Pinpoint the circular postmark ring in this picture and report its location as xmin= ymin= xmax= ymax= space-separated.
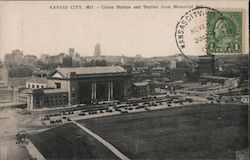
xmin=175 ymin=6 xmax=241 ymax=64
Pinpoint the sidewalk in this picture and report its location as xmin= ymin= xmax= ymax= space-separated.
xmin=74 ymin=121 xmax=129 ymax=160
xmin=31 ymin=104 xmax=81 ymax=112
xmin=26 ymin=140 xmax=46 ymax=160
xmin=0 ymin=102 xmax=26 ymax=109
xmin=0 ymin=142 xmax=7 ymax=160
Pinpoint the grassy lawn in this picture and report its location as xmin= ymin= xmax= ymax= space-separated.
xmin=79 ymin=104 xmax=248 ymax=159
xmin=29 ymin=123 xmax=118 ymax=160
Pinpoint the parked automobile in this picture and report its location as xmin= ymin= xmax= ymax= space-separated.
xmin=135 ymin=106 xmax=144 ymax=109
xmin=50 ymin=120 xmax=55 ymax=124
xmin=120 ymin=110 xmax=128 ymax=114
xmin=55 ymin=119 xmax=62 ymax=123
xmin=185 ymin=98 xmax=193 ymax=103
xmin=106 ymin=108 xmax=113 ymax=112
xmin=115 ymin=108 xmax=121 ymax=112
xmin=41 ymin=116 xmax=50 ymax=121
xmin=79 ymin=111 xmax=86 ymax=116
xmin=89 ymin=111 xmax=97 ymax=114
xmin=207 ymin=97 xmax=213 ymax=100
xmin=152 ymin=103 xmax=157 ymax=106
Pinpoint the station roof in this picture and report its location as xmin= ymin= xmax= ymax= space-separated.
xmin=26 ymin=77 xmax=48 ymax=84
xmin=49 ymin=66 xmax=127 ymax=79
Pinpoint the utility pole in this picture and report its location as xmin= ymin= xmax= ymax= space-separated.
xmin=21 ymin=23 xmax=24 ymax=53
xmin=217 ymin=94 xmax=222 ymax=120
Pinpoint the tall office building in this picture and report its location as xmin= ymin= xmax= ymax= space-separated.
xmin=69 ymin=48 xmax=75 ymax=57
xmin=198 ymin=55 xmax=215 ymax=76
xmin=94 ymin=43 xmax=101 ymax=57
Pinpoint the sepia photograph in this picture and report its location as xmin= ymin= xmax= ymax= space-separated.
xmin=0 ymin=0 xmax=249 ymax=159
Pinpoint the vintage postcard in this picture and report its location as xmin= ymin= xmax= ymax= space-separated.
xmin=0 ymin=0 xmax=249 ymax=159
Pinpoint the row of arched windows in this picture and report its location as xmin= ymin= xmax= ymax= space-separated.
xmin=27 ymin=83 xmax=46 ymax=89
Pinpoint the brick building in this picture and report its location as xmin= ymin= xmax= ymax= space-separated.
xmin=14 ymin=87 xmax=68 ymax=109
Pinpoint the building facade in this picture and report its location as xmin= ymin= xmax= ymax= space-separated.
xmin=23 ymin=55 xmax=38 ymax=67
xmin=132 ymin=81 xmax=150 ymax=98
xmin=168 ymin=68 xmax=187 ymax=81
xmin=94 ymin=43 xmax=101 ymax=57
xmin=14 ymin=87 xmax=68 ymax=109
xmin=47 ymin=66 xmax=131 ymax=105
xmin=198 ymin=55 xmax=215 ymax=76
xmin=26 ymin=77 xmax=48 ymax=89
xmin=4 ymin=49 xmax=24 ymax=67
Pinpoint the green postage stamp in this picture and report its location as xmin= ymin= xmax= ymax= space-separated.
xmin=207 ymin=11 xmax=243 ymax=54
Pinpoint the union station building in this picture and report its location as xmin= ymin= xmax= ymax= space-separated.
xmin=14 ymin=66 xmax=132 ymax=109
xmin=48 ymin=66 xmax=132 ymax=105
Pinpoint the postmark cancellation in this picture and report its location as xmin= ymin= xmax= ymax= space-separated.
xmin=175 ymin=7 xmax=246 ymax=58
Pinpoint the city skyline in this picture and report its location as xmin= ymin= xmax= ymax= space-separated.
xmin=1 ymin=47 xmax=181 ymax=59
xmin=0 ymin=1 xmax=201 ymax=59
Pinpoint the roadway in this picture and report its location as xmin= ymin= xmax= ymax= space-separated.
xmin=0 ymin=108 xmax=31 ymax=160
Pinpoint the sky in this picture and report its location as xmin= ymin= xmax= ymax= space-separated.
xmin=0 ymin=1 xmax=248 ymax=59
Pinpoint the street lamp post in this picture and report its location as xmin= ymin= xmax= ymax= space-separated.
xmin=217 ymin=95 xmax=222 ymax=120
xmin=216 ymin=66 xmax=223 ymax=120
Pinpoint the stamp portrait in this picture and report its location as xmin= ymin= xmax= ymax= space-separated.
xmin=207 ymin=11 xmax=243 ymax=54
